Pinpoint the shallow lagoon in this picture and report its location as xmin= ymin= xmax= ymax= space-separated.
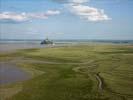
xmin=0 ymin=62 xmax=31 ymax=85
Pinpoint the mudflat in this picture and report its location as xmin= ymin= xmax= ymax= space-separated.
xmin=0 ymin=43 xmax=43 ymax=53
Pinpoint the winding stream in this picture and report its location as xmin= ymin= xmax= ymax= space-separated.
xmin=95 ymin=73 xmax=103 ymax=91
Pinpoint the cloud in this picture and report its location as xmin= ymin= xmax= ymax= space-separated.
xmin=71 ymin=0 xmax=89 ymax=4
xmin=0 ymin=12 xmax=28 ymax=23
xmin=52 ymin=0 xmax=111 ymax=22
xmin=51 ymin=0 xmax=89 ymax=4
xmin=69 ymin=4 xmax=111 ymax=22
xmin=0 ymin=10 xmax=61 ymax=23
xmin=46 ymin=10 xmax=60 ymax=16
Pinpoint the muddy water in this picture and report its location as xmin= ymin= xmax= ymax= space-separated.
xmin=0 ymin=62 xmax=31 ymax=85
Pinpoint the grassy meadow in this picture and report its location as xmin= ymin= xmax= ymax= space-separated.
xmin=0 ymin=44 xmax=133 ymax=100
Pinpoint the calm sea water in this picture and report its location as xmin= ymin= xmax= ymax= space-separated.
xmin=0 ymin=39 xmax=133 ymax=44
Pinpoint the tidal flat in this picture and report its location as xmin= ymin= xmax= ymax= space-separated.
xmin=0 ymin=44 xmax=133 ymax=100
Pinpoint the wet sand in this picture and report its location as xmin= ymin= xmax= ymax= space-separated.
xmin=0 ymin=43 xmax=70 ymax=53
xmin=0 ymin=43 xmax=44 ymax=53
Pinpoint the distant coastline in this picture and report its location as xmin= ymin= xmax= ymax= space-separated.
xmin=0 ymin=39 xmax=133 ymax=44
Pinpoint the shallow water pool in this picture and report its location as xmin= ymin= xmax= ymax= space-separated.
xmin=0 ymin=62 xmax=31 ymax=85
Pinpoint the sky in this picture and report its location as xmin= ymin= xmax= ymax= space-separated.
xmin=0 ymin=0 xmax=133 ymax=40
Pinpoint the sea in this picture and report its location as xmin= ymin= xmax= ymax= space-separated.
xmin=0 ymin=39 xmax=133 ymax=44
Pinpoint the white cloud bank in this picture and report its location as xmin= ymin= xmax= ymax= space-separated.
xmin=65 ymin=0 xmax=111 ymax=22
xmin=0 ymin=12 xmax=28 ymax=22
xmin=69 ymin=4 xmax=111 ymax=22
xmin=0 ymin=0 xmax=111 ymax=23
xmin=0 ymin=10 xmax=60 ymax=23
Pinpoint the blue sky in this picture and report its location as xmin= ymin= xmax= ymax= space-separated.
xmin=0 ymin=0 xmax=133 ymax=40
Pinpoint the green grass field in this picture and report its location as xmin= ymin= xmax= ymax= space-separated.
xmin=0 ymin=44 xmax=133 ymax=100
